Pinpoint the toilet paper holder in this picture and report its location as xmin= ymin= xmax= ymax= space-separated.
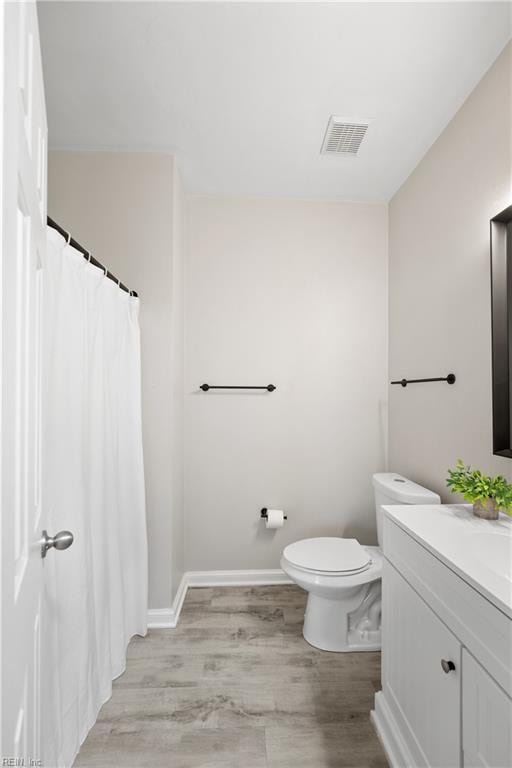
xmin=261 ymin=508 xmax=287 ymax=521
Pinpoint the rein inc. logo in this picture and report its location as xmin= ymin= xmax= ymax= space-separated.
xmin=2 ymin=760 xmax=42 ymax=767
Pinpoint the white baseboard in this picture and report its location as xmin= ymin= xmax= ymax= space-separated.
xmin=147 ymin=572 xmax=188 ymax=628
xmin=371 ymin=691 xmax=414 ymax=768
xmin=147 ymin=569 xmax=291 ymax=628
xmin=186 ymin=568 xmax=292 ymax=588
xmin=147 ymin=608 xmax=176 ymax=629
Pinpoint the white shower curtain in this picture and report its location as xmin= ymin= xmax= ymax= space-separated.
xmin=42 ymin=226 xmax=148 ymax=767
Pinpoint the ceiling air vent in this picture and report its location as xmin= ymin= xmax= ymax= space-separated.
xmin=321 ymin=117 xmax=370 ymax=156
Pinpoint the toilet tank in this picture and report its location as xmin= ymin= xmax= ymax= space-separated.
xmin=372 ymin=473 xmax=441 ymax=547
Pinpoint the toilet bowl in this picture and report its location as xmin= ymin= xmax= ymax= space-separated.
xmin=281 ymin=538 xmax=382 ymax=652
xmin=281 ymin=473 xmax=440 ymax=652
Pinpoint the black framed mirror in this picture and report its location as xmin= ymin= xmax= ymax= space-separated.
xmin=490 ymin=204 xmax=512 ymax=457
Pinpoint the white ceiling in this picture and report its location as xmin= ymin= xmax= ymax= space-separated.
xmin=38 ymin=2 xmax=511 ymax=202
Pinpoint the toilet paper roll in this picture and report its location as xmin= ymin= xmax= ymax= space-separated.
xmin=265 ymin=509 xmax=285 ymax=529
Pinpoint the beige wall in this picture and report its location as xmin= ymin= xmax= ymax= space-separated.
xmin=48 ymin=151 xmax=184 ymax=609
xmin=47 ymin=42 xmax=511 ymax=595
xmin=170 ymin=165 xmax=185 ymax=594
xmin=388 ymin=44 xmax=512 ymax=497
xmin=184 ymin=196 xmax=388 ymax=570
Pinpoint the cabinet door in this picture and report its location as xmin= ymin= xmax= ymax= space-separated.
xmin=463 ymin=650 xmax=512 ymax=768
xmin=382 ymin=560 xmax=461 ymax=767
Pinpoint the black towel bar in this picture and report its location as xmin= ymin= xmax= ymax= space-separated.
xmin=200 ymin=384 xmax=276 ymax=392
xmin=391 ymin=373 xmax=456 ymax=388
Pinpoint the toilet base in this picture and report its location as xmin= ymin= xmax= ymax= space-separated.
xmin=303 ymin=629 xmax=381 ymax=653
xmin=302 ymin=586 xmax=381 ymax=653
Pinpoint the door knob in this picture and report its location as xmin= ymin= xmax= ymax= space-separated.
xmin=41 ymin=530 xmax=74 ymax=559
xmin=441 ymin=659 xmax=456 ymax=674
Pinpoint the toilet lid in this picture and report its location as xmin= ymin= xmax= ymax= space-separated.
xmin=283 ymin=537 xmax=371 ymax=574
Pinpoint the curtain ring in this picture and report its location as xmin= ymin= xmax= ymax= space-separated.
xmin=103 ymin=265 xmax=107 ymax=277
xmin=66 ymin=231 xmax=71 ymax=245
xmin=117 ymin=277 xmax=121 ymax=288
xmin=87 ymin=251 xmax=92 ymax=263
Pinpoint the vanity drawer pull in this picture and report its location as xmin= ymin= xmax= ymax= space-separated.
xmin=441 ymin=659 xmax=456 ymax=674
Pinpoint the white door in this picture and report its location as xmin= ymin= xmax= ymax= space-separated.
xmin=1 ymin=1 xmax=48 ymax=763
xmin=462 ymin=650 xmax=512 ymax=768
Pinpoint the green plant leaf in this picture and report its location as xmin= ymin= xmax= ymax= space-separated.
xmin=446 ymin=461 xmax=512 ymax=514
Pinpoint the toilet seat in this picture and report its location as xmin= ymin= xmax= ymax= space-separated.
xmin=282 ymin=537 xmax=372 ymax=577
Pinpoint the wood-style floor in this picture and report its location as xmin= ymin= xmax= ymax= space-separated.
xmin=74 ymin=585 xmax=388 ymax=768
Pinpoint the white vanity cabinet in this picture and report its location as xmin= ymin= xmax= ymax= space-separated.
xmin=372 ymin=505 xmax=512 ymax=768
xmin=463 ymin=651 xmax=512 ymax=768
xmin=381 ymin=561 xmax=461 ymax=767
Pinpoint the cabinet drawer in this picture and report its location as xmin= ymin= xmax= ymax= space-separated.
xmin=383 ymin=516 xmax=512 ymax=698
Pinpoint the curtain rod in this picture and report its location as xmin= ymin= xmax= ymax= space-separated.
xmin=46 ymin=216 xmax=137 ymax=297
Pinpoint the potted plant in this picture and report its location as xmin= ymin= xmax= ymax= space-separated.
xmin=446 ymin=460 xmax=512 ymax=519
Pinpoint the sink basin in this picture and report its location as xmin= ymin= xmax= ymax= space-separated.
xmin=464 ymin=532 xmax=512 ymax=581
xmin=382 ymin=504 xmax=512 ymax=616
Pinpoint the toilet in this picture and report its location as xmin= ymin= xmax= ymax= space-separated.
xmin=280 ymin=473 xmax=440 ymax=652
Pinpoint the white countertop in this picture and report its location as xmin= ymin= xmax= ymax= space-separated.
xmin=383 ymin=503 xmax=512 ymax=618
